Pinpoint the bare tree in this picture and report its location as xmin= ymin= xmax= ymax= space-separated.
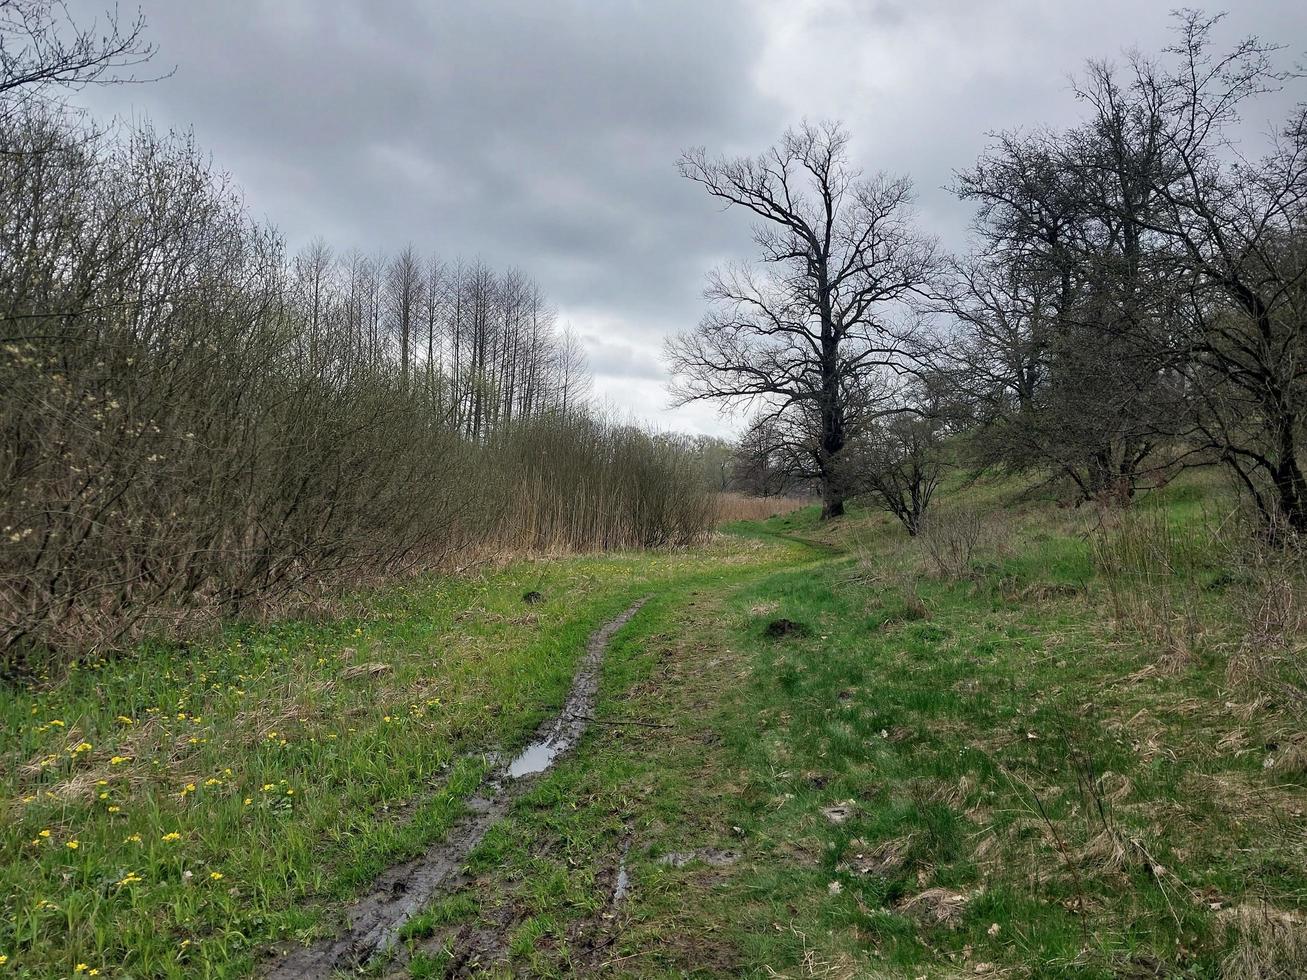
xmin=947 ymin=112 xmax=1188 ymax=504
xmin=1 ymin=1 xmax=160 ymax=107
xmin=846 ymin=381 xmax=947 ymax=535
xmin=668 ymin=121 xmax=938 ymax=518
xmin=1083 ymin=12 xmax=1307 ymax=531
xmin=385 ymin=245 xmax=424 ymax=387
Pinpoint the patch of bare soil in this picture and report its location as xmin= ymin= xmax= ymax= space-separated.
xmin=765 ymin=618 xmax=811 ymax=639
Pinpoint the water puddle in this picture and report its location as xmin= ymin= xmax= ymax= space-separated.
xmin=611 ymin=840 xmax=632 ymax=908
xmin=506 ymin=738 xmax=559 ymax=778
xmin=265 ymin=598 xmax=648 ymax=978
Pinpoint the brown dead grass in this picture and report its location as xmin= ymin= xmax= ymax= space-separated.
xmin=715 ymin=493 xmax=810 ymax=524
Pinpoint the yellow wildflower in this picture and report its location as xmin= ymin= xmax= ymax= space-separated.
xmin=124 ymin=833 xmax=142 ymax=843
xmin=38 ymin=829 xmax=50 ymax=838
xmin=73 ymin=742 xmax=92 ymax=753
xmin=161 ymin=832 xmax=181 ymax=842
xmin=65 ymin=840 xmax=79 ymax=849
xmin=209 ymin=871 xmax=224 ymax=880
xmin=107 ymin=805 xmax=120 ymax=813
xmin=75 ymin=964 xmax=88 ymax=973
xmin=110 ymin=756 xmax=128 ymax=765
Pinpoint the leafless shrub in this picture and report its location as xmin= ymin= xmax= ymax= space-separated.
xmin=0 ymin=109 xmax=714 ymax=668
xmin=919 ymin=508 xmax=984 ymax=579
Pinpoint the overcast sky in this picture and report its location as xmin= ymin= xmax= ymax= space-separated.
xmin=71 ymin=1 xmax=1307 ymax=437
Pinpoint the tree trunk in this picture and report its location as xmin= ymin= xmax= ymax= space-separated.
xmin=821 ymin=484 xmax=845 ymax=519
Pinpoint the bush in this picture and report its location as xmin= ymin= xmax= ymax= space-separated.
xmin=0 ymin=112 xmax=713 ymax=667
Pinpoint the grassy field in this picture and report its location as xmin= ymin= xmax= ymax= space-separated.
xmin=0 ymin=535 xmax=803 ymax=978
xmin=5 ymin=474 xmax=1307 ymax=977
xmin=388 ymin=477 xmax=1307 ymax=978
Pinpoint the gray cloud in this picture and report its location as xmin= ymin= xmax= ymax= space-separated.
xmin=71 ymin=0 xmax=1307 ymax=434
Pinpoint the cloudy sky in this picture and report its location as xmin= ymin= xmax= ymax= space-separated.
xmin=71 ymin=0 xmax=1306 ymax=437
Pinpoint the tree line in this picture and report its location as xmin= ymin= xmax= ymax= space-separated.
xmin=0 ymin=2 xmax=713 ymax=664
xmin=671 ymin=10 xmax=1307 ymax=536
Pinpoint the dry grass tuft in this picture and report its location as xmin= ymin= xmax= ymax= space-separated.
xmin=897 ymin=886 xmax=974 ymax=926
xmin=1219 ymin=904 xmax=1307 ymax=979
xmin=341 ymin=661 xmax=392 ymax=680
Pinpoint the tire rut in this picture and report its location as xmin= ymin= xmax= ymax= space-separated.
xmin=264 ymin=598 xmax=649 ymax=978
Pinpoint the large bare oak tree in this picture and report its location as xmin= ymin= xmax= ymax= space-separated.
xmin=667 ymin=122 xmax=937 ymax=518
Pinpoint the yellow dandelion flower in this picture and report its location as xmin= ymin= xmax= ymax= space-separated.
xmin=209 ymin=871 xmax=224 ymax=880
xmin=243 ymin=798 xmax=252 ymax=805
xmin=73 ymin=742 xmax=92 ymax=753
xmin=0 ymin=954 xmax=7 ymax=965
xmin=38 ymin=829 xmax=50 ymax=838
xmin=49 ymin=719 xmax=65 ymax=727
xmin=110 ymin=756 xmax=128 ymax=765
xmin=107 ymin=805 xmax=120 ymax=813
xmin=261 ymin=783 xmax=275 ymax=791
xmin=124 ymin=833 xmax=142 ymax=843
xmin=65 ymin=840 xmax=79 ymax=849
xmin=116 ymin=715 xmax=133 ymax=724
xmin=204 ymin=778 xmax=221 ymax=786
xmin=75 ymin=964 xmax=88 ymax=973
xmin=161 ymin=831 xmax=181 ymax=842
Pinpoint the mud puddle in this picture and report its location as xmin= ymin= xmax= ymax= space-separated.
xmin=265 ymin=598 xmax=648 ymax=978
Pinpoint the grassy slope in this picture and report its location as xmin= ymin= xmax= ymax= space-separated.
xmin=0 ymin=534 xmax=803 ymax=978
xmin=394 ymin=477 xmax=1307 ymax=978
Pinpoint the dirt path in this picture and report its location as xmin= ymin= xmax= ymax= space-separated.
xmin=264 ymin=598 xmax=649 ymax=978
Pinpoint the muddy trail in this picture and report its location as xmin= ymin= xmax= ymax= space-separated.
xmin=265 ymin=598 xmax=649 ymax=978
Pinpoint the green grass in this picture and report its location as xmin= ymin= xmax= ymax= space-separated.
xmin=8 ymin=471 xmax=1307 ymax=978
xmin=391 ymin=476 xmax=1307 ymax=977
xmin=0 ymin=534 xmax=802 ymax=978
